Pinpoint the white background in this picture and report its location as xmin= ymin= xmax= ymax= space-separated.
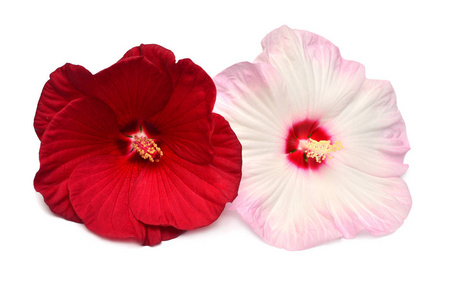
xmin=1 ymin=0 xmax=448 ymax=299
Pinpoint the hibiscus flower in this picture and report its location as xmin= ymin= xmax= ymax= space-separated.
xmin=214 ymin=26 xmax=411 ymax=250
xmin=34 ymin=44 xmax=242 ymax=246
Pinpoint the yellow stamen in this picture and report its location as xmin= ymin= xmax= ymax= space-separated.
xmin=300 ymin=139 xmax=342 ymax=163
xmin=131 ymin=135 xmax=163 ymax=162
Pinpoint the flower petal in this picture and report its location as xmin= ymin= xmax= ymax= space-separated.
xmin=34 ymin=63 xmax=93 ymax=139
xmin=214 ymin=61 xmax=292 ymax=143
xmin=121 ymin=44 xmax=176 ymax=73
xmin=121 ymin=50 xmax=216 ymax=163
xmin=255 ymin=25 xmax=366 ymax=121
xmin=234 ymin=160 xmax=342 ymax=250
xmin=129 ymin=114 xmax=242 ymax=230
xmin=34 ymin=97 xmax=128 ymax=222
xmin=151 ymin=59 xmax=216 ymax=164
xmin=142 ymin=225 xmax=184 ymax=246
xmin=214 ymin=61 xmax=294 ymax=189
xmin=234 ymin=161 xmax=411 ymax=250
xmin=324 ymin=163 xmax=412 ymax=239
xmin=68 ymin=155 xmax=183 ymax=245
xmin=89 ymin=57 xmax=173 ymax=131
xmin=326 ymin=79 xmax=410 ymax=177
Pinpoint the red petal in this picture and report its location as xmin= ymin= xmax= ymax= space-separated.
xmin=34 ymin=64 xmax=93 ymax=139
xmin=151 ymin=59 xmax=216 ymax=164
xmin=121 ymin=44 xmax=176 ymax=73
xmin=89 ymin=57 xmax=173 ymax=131
xmin=68 ymin=155 xmax=183 ymax=245
xmin=129 ymin=114 xmax=242 ymax=230
xmin=34 ymin=97 xmax=127 ymax=222
xmin=142 ymin=225 xmax=184 ymax=246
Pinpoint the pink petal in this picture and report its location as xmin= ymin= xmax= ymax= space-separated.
xmin=214 ymin=62 xmax=291 ymax=177
xmin=255 ymin=25 xmax=366 ymax=120
xmin=234 ymin=161 xmax=411 ymax=250
xmin=214 ymin=61 xmax=292 ymax=131
xmin=324 ymin=163 xmax=412 ymax=239
xmin=234 ymin=161 xmax=342 ymax=250
xmin=326 ymin=79 xmax=410 ymax=177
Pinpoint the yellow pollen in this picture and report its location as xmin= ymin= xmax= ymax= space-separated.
xmin=131 ymin=135 xmax=163 ymax=162
xmin=300 ymin=138 xmax=342 ymax=163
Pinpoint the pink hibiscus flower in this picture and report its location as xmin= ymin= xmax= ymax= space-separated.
xmin=214 ymin=26 xmax=411 ymax=250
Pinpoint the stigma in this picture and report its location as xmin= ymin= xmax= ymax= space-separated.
xmin=299 ymin=138 xmax=342 ymax=163
xmin=131 ymin=135 xmax=163 ymax=162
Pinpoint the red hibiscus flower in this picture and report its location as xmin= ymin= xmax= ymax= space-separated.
xmin=34 ymin=44 xmax=242 ymax=246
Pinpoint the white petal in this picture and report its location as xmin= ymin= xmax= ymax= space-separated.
xmin=234 ymin=161 xmax=411 ymax=250
xmin=234 ymin=161 xmax=342 ymax=250
xmin=255 ymin=25 xmax=366 ymax=121
xmin=214 ymin=61 xmax=292 ymax=164
xmin=324 ymin=162 xmax=412 ymax=238
xmin=326 ymin=79 xmax=410 ymax=177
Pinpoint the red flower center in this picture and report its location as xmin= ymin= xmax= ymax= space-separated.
xmin=285 ymin=119 xmax=341 ymax=170
xmin=131 ymin=134 xmax=163 ymax=162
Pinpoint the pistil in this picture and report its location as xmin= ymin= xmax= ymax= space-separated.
xmin=299 ymin=139 xmax=342 ymax=163
xmin=131 ymin=135 xmax=163 ymax=162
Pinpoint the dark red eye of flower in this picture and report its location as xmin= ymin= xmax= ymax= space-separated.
xmin=33 ymin=44 xmax=242 ymax=246
xmin=285 ymin=119 xmax=341 ymax=170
